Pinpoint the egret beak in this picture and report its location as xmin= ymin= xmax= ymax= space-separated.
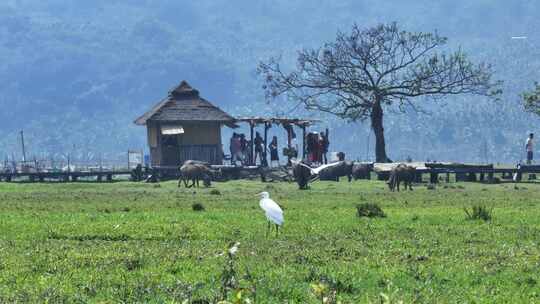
xmin=256 ymin=192 xmax=262 ymax=197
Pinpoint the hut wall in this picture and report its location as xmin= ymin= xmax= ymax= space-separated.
xmin=178 ymin=122 xmax=223 ymax=164
xmin=147 ymin=122 xmax=162 ymax=166
xmin=179 ymin=122 xmax=221 ymax=145
xmin=148 ymin=121 xmax=223 ymax=166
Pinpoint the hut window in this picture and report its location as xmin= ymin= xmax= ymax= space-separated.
xmin=161 ymin=125 xmax=185 ymax=135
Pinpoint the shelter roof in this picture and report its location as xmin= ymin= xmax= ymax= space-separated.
xmin=134 ymin=81 xmax=236 ymax=126
xmin=234 ymin=116 xmax=319 ymax=127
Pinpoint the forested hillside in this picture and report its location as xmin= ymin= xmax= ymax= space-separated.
xmin=1 ymin=0 xmax=539 ymax=163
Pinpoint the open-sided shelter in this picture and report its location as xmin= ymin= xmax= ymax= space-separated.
xmin=235 ymin=117 xmax=320 ymax=165
xmin=135 ymin=81 xmax=236 ymax=166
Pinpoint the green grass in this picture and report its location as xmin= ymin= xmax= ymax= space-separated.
xmin=1 ymin=180 xmax=540 ymax=303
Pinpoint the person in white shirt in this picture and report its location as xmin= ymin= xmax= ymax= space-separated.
xmin=526 ymin=133 xmax=534 ymax=164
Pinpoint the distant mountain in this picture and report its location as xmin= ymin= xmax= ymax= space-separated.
xmin=1 ymin=0 xmax=539 ymax=163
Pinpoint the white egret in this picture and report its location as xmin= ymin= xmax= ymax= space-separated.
xmin=258 ymin=192 xmax=284 ymax=237
xmin=290 ymin=159 xmax=343 ymax=182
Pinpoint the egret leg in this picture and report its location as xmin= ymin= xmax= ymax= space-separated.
xmin=266 ymin=221 xmax=271 ymax=238
xmin=275 ymin=224 xmax=279 ymax=237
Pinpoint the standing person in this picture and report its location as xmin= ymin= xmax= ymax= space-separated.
xmin=240 ymin=134 xmax=248 ymax=164
xmin=229 ymin=133 xmax=236 ymax=164
xmin=237 ymin=134 xmax=244 ymax=165
xmin=269 ymin=136 xmax=279 ymax=167
xmin=231 ymin=133 xmax=243 ymax=165
xmin=321 ymin=132 xmax=330 ymax=164
xmin=526 ymin=133 xmax=534 ymax=164
xmin=254 ymin=132 xmax=264 ymax=165
xmin=305 ymin=133 xmax=312 ymax=163
xmin=316 ymin=133 xmax=323 ymax=164
xmin=307 ymin=132 xmax=318 ymax=164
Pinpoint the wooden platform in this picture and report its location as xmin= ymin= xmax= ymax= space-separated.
xmin=0 ymin=170 xmax=133 ymax=182
xmin=373 ymin=162 xmax=540 ymax=183
xmin=1 ymin=163 xmax=539 ymax=183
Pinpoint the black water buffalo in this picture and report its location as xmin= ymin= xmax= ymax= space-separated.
xmin=292 ymin=160 xmax=312 ymax=190
xmin=387 ymin=164 xmax=416 ymax=192
xmin=319 ymin=161 xmax=354 ymax=182
xmin=352 ymin=163 xmax=372 ymax=180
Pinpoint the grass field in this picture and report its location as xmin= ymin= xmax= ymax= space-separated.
xmin=1 ymin=179 xmax=540 ymax=303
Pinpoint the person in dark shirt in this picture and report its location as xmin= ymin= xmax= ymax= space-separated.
xmin=321 ymin=132 xmax=330 ymax=164
xmin=240 ymin=134 xmax=247 ymax=164
xmin=269 ymin=136 xmax=279 ymax=167
xmin=254 ymin=132 xmax=264 ymax=165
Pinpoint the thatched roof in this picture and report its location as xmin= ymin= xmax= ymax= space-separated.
xmin=134 ymin=81 xmax=236 ymax=126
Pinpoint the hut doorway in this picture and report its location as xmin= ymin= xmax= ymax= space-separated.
xmin=161 ymin=134 xmax=181 ymax=166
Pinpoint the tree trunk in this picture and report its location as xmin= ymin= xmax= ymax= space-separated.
xmin=371 ymin=99 xmax=391 ymax=163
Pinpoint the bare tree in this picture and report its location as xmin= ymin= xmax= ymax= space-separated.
xmin=258 ymin=23 xmax=501 ymax=162
xmin=523 ymin=82 xmax=540 ymax=116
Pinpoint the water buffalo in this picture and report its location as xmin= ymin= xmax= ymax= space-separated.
xmin=387 ymin=164 xmax=416 ymax=192
xmin=292 ymin=160 xmax=312 ymax=190
xmin=319 ymin=161 xmax=354 ymax=182
xmin=178 ymin=161 xmax=214 ymax=188
xmin=352 ymin=163 xmax=372 ymax=180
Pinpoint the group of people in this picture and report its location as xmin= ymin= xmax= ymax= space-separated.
xmin=229 ymin=129 xmax=330 ymax=167
xmin=306 ymin=131 xmax=329 ymax=165
xmin=254 ymin=132 xmax=280 ymax=167
xmin=229 ymin=133 xmax=249 ymax=165
xmin=230 ymin=132 xmax=280 ymax=167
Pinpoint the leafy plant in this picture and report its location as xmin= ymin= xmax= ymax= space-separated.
xmin=464 ymin=205 xmax=493 ymax=221
xmin=192 ymin=203 xmax=205 ymax=212
xmin=356 ymin=203 xmax=386 ymax=218
xmin=219 ymin=243 xmax=239 ymax=301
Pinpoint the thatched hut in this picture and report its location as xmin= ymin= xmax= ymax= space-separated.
xmin=135 ymin=81 xmax=236 ymax=166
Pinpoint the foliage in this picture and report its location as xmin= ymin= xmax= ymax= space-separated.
xmin=259 ymin=23 xmax=500 ymax=162
xmin=356 ymin=202 xmax=386 ymax=218
xmin=192 ymin=202 xmax=206 ymax=211
xmin=523 ymin=82 xmax=540 ymax=116
xmin=260 ymin=23 xmax=499 ymax=120
xmin=464 ymin=204 xmax=493 ymax=221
